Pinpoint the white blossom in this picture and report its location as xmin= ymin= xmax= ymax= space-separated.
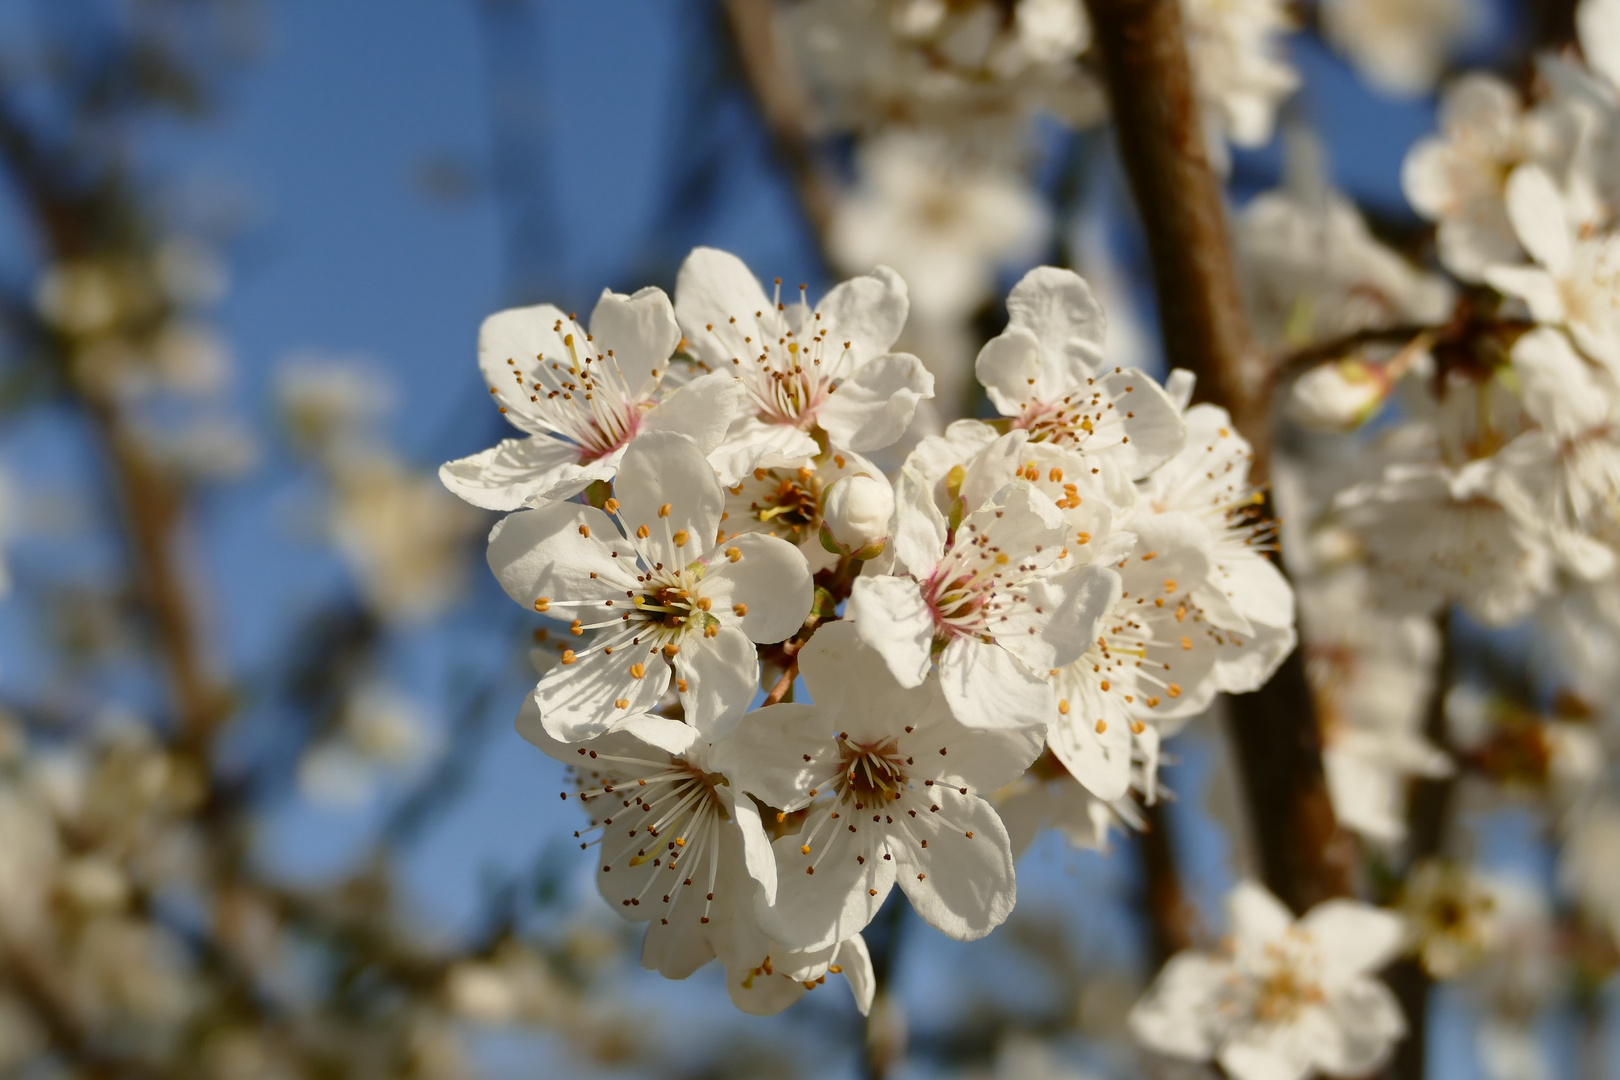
xmin=441 ymin=288 xmax=743 ymax=510
xmin=675 ymin=247 xmax=934 ymax=479
xmin=975 ymin=267 xmax=1187 ymax=479
xmin=489 ymin=431 xmax=813 ymax=742
xmin=1129 ymin=882 xmax=1407 ymax=1080
xmin=829 ymin=132 xmax=1051 ymax=322
xmin=1321 ymin=0 xmax=1475 ymax=97
xmin=716 ymin=621 xmax=1041 ymax=948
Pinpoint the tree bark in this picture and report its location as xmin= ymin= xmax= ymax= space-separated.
xmin=1083 ymin=0 xmax=1352 ymax=911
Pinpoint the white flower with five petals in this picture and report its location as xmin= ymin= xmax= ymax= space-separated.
xmin=716 ymin=621 xmax=1042 ymax=950
xmin=975 ymin=267 xmax=1186 ymax=480
xmin=489 ymin=431 xmax=813 ymax=742
xmin=848 ymin=472 xmax=1118 ymax=731
xmin=518 ymin=699 xmax=874 ymax=1017
xmin=674 ymin=247 xmax=934 ymax=481
xmin=440 ymin=288 xmax=743 ymax=510
xmin=1129 ymin=882 xmax=1408 ymax=1080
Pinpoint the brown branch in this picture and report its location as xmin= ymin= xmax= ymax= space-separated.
xmin=1386 ymin=611 xmax=1456 ymax=1080
xmin=1140 ymin=801 xmax=1193 ymax=963
xmin=1083 ymin=0 xmax=1351 ymax=911
xmin=721 ymin=0 xmax=839 ymax=269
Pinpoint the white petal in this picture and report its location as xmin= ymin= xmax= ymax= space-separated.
xmin=895 ymin=788 xmax=1017 ymax=941
xmin=614 ymin=431 xmax=725 ymax=563
xmin=588 ymin=286 xmax=680 ymax=392
xmin=1228 ymin=880 xmax=1295 ymax=954
xmin=712 ymin=703 xmax=833 ymax=810
xmin=900 ymin=681 xmax=1044 ymax=793
xmin=478 ymin=303 xmax=569 ymax=411
xmin=817 ymin=351 xmax=934 ymax=452
xmin=1004 ymin=266 xmax=1107 ymax=376
xmin=1099 ymin=368 xmax=1188 ymax=478
xmin=833 ymin=935 xmax=876 ymax=1016
xmin=1580 ymin=0 xmax=1620 ymax=88
xmin=723 ymin=786 xmax=779 ymax=905
xmin=1218 ymin=1027 xmax=1315 ymax=1080
xmin=644 ymin=371 xmax=745 ymax=454
xmin=537 ymin=647 xmax=672 ymax=742
xmin=938 ymin=636 xmax=1052 ymax=730
xmin=892 ymin=469 xmax=947 ymax=576
xmin=703 ymin=532 xmax=813 ymax=643
xmin=976 ymin=326 xmax=1061 ymax=416
xmin=675 ymin=624 xmax=760 ymax=741
xmin=438 ymin=436 xmax=585 ymax=511
xmin=794 ymin=620 xmax=931 ymax=732
xmin=1504 ymin=165 xmax=1572 ymax=272
xmin=1300 ymin=900 xmax=1409 ymax=981
xmin=1484 ymin=264 xmax=1566 ymax=324
xmin=763 ymin=828 xmax=895 ymax=951
xmin=1127 ymin=952 xmax=1232 ymax=1060
xmin=1015 ymin=563 xmax=1122 ymax=671
xmin=1046 ymin=681 xmax=1133 ymax=802
xmin=486 ymin=503 xmax=619 ymax=608
xmin=814 ymin=265 xmax=909 ymax=363
xmin=1316 ymin=980 xmax=1407 ymax=1075
xmin=674 ymin=247 xmax=771 ymax=368
xmin=848 ymin=575 xmax=937 ymax=688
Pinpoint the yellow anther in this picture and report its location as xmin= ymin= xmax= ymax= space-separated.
xmin=534 ymin=597 xmax=550 ymax=612
xmin=1181 ymin=636 xmax=1193 ymax=650
xmin=570 ymin=620 xmax=583 ymax=636
xmin=995 ymin=552 xmax=1009 ymax=565
xmin=726 ymin=547 xmax=742 ymax=562
xmin=637 ymin=524 xmax=651 ymax=539
xmin=578 ymin=524 xmax=591 ymax=538
xmin=615 ymin=698 xmax=629 ymax=709
xmin=672 ymin=529 xmax=690 ymax=548
xmin=1167 ymin=683 xmax=1183 ymax=698
xmin=663 ymin=643 xmax=680 ymax=657
xmin=733 ymin=603 xmax=749 ymax=617
xmin=1100 ymin=680 xmax=1111 ymax=691
xmin=1163 ymin=578 xmax=1177 ymax=592
xmin=658 ymin=502 xmax=672 ymax=518
xmin=1057 ymin=699 xmax=1070 ymax=715
xmin=704 ymin=624 xmax=718 ymax=638
xmin=560 ymin=650 xmax=577 ymax=665
xmin=1095 ymin=720 xmax=1107 ymax=734
xmin=697 ymin=597 xmax=712 ymax=611
xmin=604 ymin=497 xmax=619 ymax=513
xmin=800 ymin=844 xmax=812 ymax=855
xmin=630 ymin=662 xmax=646 ymax=679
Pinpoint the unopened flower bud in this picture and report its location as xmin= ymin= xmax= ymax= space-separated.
xmin=820 ymin=474 xmax=893 ymax=559
xmin=1287 ymin=360 xmax=1387 ymax=431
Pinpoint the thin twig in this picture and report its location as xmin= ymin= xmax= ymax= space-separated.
xmin=721 ymin=0 xmax=840 ymax=271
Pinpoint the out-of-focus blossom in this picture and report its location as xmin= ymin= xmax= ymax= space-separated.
xmin=1321 ymin=0 xmax=1475 ymax=97
xmin=786 ymin=0 xmax=1102 ymax=148
xmin=1400 ymin=860 xmax=1506 ymax=980
xmin=1236 ymin=168 xmax=1453 ymax=352
xmin=330 ymin=450 xmax=482 ymax=624
xmin=1403 ymin=75 xmax=1577 ymax=281
xmin=830 ymin=132 xmax=1051 ymax=322
xmin=1129 ymin=881 xmax=1407 ymax=1080
xmin=1333 ymin=460 xmax=1554 ymax=626
xmin=1302 ymin=569 xmax=1451 ymax=843
xmin=1182 ymin=0 xmax=1298 ymax=162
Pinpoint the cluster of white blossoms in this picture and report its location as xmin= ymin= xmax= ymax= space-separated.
xmin=1242 ymin=0 xmax=1620 ymax=853
xmin=444 ymin=251 xmax=1297 ymax=1014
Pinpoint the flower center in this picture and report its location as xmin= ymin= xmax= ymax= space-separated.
xmin=490 ymin=316 xmax=650 ymax=460
xmin=693 ymin=280 xmax=855 ymax=431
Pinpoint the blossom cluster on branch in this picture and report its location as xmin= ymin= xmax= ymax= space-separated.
xmin=444 ymin=248 xmax=1303 ymax=1019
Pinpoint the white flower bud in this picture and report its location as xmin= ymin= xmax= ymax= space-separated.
xmin=820 ymin=474 xmax=893 ymax=558
xmin=1287 ymin=360 xmax=1387 ymax=431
